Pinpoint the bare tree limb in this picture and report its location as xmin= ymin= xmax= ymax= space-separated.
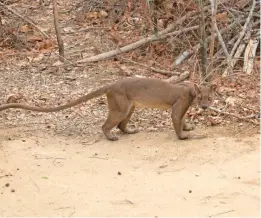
xmin=229 ymin=21 xmax=253 ymax=70
xmin=171 ymin=18 xmax=247 ymax=70
xmin=76 ymin=2 xmax=230 ymax=64
xmin=214 ymin=34 xmax=238 ymax=58
xmin=165 ymin=26 xmax=199 ymax=37
xmin=213 ymin=13 xmax=229 ymax=58
xmin=230 ymin=0 xmax=256 ymax=58
xmin=214 ymin=19 xmax=259 ymax=59
xmin=0 ymin=2 xmax=50 ymax=38
xmin=52 ymin=0 xmax=64 ymax=61
xmin=158 ymin=6 xmax=208 ymax=36
xmin=223 ymin=0 xmax=256 ymax=76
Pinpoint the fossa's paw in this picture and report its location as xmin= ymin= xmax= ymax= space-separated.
xmin=106 ymin=134 xmax=119 ymax=141
xmin=178 ymin=132 xmax=190 ymax=140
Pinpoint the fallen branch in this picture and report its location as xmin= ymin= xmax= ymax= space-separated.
xmin=209 ymin=106 xmax=259 ymax=125
xmin=0 ymin=2 xmax=50 ymax=38
xmin=122 ymin=58 xmax=180 ymax=76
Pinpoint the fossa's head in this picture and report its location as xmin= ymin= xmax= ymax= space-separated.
xmin=194 ymin=83 xmax=217 ymax=110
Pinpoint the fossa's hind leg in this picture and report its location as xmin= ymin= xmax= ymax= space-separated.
xmin=102 ymin=93 xmax=132 ymax=141
xmin=117 ymin=105 xmax=138 ymax=134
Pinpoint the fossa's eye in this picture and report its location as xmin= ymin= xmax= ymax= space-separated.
xmin=208 ymin=97 xmax=212 ymax=101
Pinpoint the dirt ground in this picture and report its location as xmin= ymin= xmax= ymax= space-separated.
xmin=0 ymin=0 xmax=260 ymax=216
xmin=0 ymin=124 xmax=259 ymax=216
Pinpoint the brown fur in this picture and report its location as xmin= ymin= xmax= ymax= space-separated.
xmin=0 ymin=78 xmax=216 ymax=141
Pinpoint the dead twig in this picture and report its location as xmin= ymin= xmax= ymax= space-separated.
xmin=209 ymin=106 xmax=259 ymax=125
xmin=0 ymin=2 xmax=50 ymax=38
xmin=213 ymin=10 xmax=229 ymax=59
xmin=30 ymin=178 xmax=40 ymax=192
xmin=157 ymin=167 xmax=186 ymax=174
xmin=125 ymin=199 xmax=134 ymax=204
xmin=33 ymin=155 xmax=66 ymax=160
xmin=88 ymin=156 xmax=108 ymax=160
xmin=68 ymin=207 xmax=75 ymax=217
xmin=165 ymin=25 xmax=199 ymax=37
xmin=209 ymin=209 xmax=235 ymax=217
xmin=213 ymin=33 xmax=238 ymax=58
xmin=54 ymin=207 xmax=72 ymax=210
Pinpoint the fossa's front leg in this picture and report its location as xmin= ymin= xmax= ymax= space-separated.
xmin=171 ymin=101 xmax=190 ymax=140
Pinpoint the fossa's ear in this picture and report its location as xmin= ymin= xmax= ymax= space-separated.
xmin=194 ymin=83 xmax=201 ymax=94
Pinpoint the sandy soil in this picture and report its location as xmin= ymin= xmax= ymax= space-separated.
xmin=0 ymin=126 xmax=259 ymax=216
xmin=0 ymin=1 xmax=259 ymax=216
